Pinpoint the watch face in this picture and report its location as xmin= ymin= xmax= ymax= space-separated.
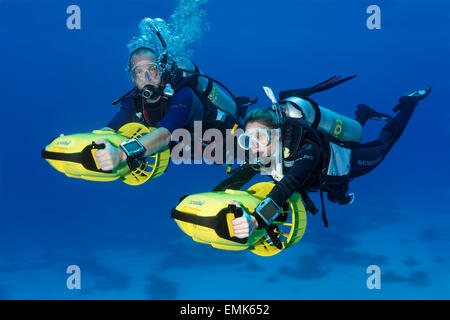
xmin=123 ymin=140 xmax=143 ymax=155
xmin=259 ymin=200 xmax=280 ymax=221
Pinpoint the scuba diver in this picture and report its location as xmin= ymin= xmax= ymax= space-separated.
xmin=213 ymin=79 xmax=431 ymax=241
xmin=94 ymin=18 xmax=256 ymax=172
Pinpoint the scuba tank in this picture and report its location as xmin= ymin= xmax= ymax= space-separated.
xmin=266 ymin=75 xmax=364 ymax=144
xmin=178 ymin=60 xmax=237 ymax=116
xmin=280 ymin=96 xmax=363 ymax=143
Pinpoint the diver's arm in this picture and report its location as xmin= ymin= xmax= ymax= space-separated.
xmin=212 ymin=165 xmax=258 ymax=191
xmin=124 ymin=87 xmax=194 ymax=159
xmin=136 ymin=127 xmax=171 ymax=157
xmin=231 ymin=143 xmax=320 ymax=239
xmin=105 ymin=98 xmax=136 ymax=131
xmin=96 ymin=88 xmax=193 ymax=170
xmin=96 ymin=127 xmax=171 ymax=170
xmin=116 ymin=87 xmax=195 ymax=162
xmin=118 ymin=86 xmax=194 ymax=160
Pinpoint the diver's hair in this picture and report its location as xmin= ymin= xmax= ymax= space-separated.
xmin=244 ymin=108 xmax=283 ymax=129
xmin=128 ymin=47 xmax=158 ymax=70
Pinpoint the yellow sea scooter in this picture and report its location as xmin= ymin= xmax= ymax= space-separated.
xmin=41 ymin=123 xmax=170 ymax=185
xmin=171 ymin=182 xmax=307 ymax=256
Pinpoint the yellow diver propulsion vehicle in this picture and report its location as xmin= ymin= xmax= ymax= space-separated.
xmin=171 ymin=182 xmax=307 ymax=256
xmin=41 ymin=123 xmax=170 ymax=185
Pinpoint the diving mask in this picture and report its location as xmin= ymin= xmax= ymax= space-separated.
xmin=238 ymin=128 xmax=272 ymax=150
xmin=130 ymin=62 xmax=162 ymax=82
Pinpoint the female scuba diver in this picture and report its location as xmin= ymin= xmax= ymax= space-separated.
xmin=215 ymin=86 xmax=431 ymax=239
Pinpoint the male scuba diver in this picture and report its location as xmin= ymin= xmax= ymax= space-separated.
xmin=94 ymin=21 xmax=256 ymax=172
xmin=213 ymin=80 xmax=431 ymax=240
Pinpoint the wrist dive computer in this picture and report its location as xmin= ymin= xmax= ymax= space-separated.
xmin=120 ymin=139 xmax=146 ymax=171
xmin=254 ymin=197 xmax=281 ymax=227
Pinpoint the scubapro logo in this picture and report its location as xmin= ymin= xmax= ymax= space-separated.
xmin=357 ymin=157 xmax=382 ymax=167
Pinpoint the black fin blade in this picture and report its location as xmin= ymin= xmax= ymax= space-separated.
xmin=278 ymin=75 xmax=357 ymax=100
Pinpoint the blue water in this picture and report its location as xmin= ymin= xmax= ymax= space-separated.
xmin=0 ymin=0 xmax=449 ymax=299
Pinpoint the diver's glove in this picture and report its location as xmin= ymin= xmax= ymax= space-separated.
xmin=230 ymin=201 xmax=258 ymax=239
xmin=94 ymin=139 xmax=126 ymax=171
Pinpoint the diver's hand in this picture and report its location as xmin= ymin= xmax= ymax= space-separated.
xmin=230 ymin=201 xmax=258 ymax=239
xmin=94 ymin=139 xmax=126 ymax=171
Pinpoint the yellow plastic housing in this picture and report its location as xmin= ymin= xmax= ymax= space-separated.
xmin=173 ymin=182 xmax=307 ymax=256
xmin=43 ymin=123 xmax=170 ymax=185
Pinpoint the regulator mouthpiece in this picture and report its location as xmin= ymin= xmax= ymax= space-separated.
xmin=141 ymin=85 xmax=160 ymax=100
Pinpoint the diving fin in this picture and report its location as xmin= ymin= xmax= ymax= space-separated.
xmin=234 ymin=96 xmax=258 ymax=120
xmin=234 ymin=96 xmax=258 ymax=108
xmin=393 ymin=86 xmax=432 ymax=112
xmin=355 ymin=104 xmax=393 ymax=126
xmin=279 ymin=74 xmax=357 ymax=100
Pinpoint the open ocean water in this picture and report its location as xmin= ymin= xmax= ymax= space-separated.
xmin=0 ymin=0 xmax=449 ymax=299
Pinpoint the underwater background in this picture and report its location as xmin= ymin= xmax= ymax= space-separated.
xmin=0 ymin=0 xmax=449 ymax=299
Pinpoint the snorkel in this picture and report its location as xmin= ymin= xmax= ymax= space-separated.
xmin=139 ymin=18 xmax=236 ymax=101
xmin=123 ymin=18 xmax=176 ymax=101
xmin=260 ymin=86 xmax=284 ymax=181
xmin=140 ymin=19 xmax=175 ymax=100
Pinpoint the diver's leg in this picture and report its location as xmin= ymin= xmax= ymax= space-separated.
xmin=350 ymin=141 xmax=388 ymax=178
xmin=351 ymin=101 xmax=417 ymax=178
xmin=378 ymin=86 xmax=431 ymax=151
xmin=350 ymin=87 xmax=431 ymax=178
xmin=351 ymin=104 xmax=417 ymax=178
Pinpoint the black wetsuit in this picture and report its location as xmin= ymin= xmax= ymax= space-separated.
xmin=350 ymin=98 xmax=417 ymax=178
xmin=214 ymin=97 xmax=419 ymax=210
xmin=107 ymin=86 xmax=210 ymax=133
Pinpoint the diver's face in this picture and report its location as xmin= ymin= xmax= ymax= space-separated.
xmin=244 ymin=121 xmax=274 ymax=155
xmin=130 ymin=54 xmax=162 ymax=90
